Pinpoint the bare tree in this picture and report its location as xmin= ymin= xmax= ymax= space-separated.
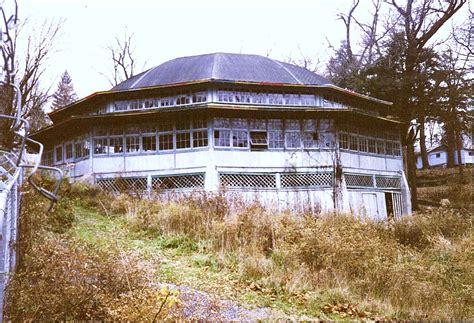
xmin=14 ymin=19 xmax=63 ymax=130
xmin=284 ymin=46 xmax=322 ymax=73
xmin=327 ymin=0 xmax=390 ymax=91
xmin=102 ymin=31 xmax=145 ymax=87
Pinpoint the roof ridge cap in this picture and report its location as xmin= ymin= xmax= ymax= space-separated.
xmin=270 ymin=58 xmax=302 ymax=84
xmin=129 ymin=66 xmax=158 ymax=89
xmin=211 ymin=53 xmax=221 ymax=79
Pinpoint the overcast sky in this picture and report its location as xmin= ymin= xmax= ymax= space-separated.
xmin=17 ymin=0 xmax=469 ymax=101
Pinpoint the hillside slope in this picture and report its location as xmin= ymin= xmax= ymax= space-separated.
xmin=5 ymin=181 xmax=473 ymax=320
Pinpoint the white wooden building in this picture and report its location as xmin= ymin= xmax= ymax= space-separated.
xmin=416 ymin=144 xmax=474 ymax=168
xmin=32 ymin=53 xmax=411 ymax=218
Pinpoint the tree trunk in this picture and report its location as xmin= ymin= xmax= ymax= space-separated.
xmin=406 ymin=142 xmax=419 ymax=210
xmin=419 ymin=115 xmax=429 ymax=169
xmin=446 ymin=125 xmax=456 ymax=168
xmin=455 ymin=128 xmax=464 ymax=176
xmin=0 ymin=84 xmax=15 ymax=150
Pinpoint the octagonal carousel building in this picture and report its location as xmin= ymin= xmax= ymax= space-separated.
xmin=32 ymin=53 xmax=411 ymax=218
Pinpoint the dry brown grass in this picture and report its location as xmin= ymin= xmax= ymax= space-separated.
xmin=6 ymin=180 xmax=473 ymax=320
xmin=5 ymin=183 xmax=180 ymax=321
xmin=85 ymin=187 xmax=473 ymax=320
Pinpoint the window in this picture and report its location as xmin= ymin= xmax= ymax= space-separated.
xmin=268 ymin=119 xmax=284 ymax=149
xmin=359 ymin=137 xmax=368 ymax=152
xmin=192 ymin=119 xmax=208 ymax=148
xmin=109 ymin=137 xmax=124 ymax=154
xmin=193 ymin=130 xmax=208 ymax=147
xmin=75 ymin=138 xmax=90 ymax=159
xmin=129 ymin=101 xmax=142 ymax=110
xmin=469 ymin=151 xmax=474 ymax=156
xmin=43 ymin=150 xmax=54 ymax=166
xmin=268 ymin=93 xmax=284 ymax=105
xmin=176 ymin=94 xmax=191 ymax=105
xmin=65 ymin=142 xmax=73 ymax=160
xmin=376 ymin=140 xmax=385 ymax=154
xmin=113 ymin=101 xmax=128 ymax=111
xmin=285 ymin=132 xmax=301 ymax=148
xmin=339 ymin=133 xmax=349 ymax=150
xmin=142 ymin=135 xmax=157 ymax=152
xmin=144 ymin=99 xmax=159 ymax=109
xmin=233 ymin=91 xmax=251 ymax=103
xmin=302 ymin=120 xmax=318 ymax=148
xmin=284 ymin=93 xmax=299 ymax=105
xmin=94 ymin=138 xmax=108 ymax=155
xmin=392 ymin=143 xmax=401 ymax=156
xmin=159 ymin=134 xmax=174 ymax=150
xmin=217 ymin=90 xmax=233 ymax=102
xmin=161 ymin=96 xmax=173 ymax=106
xmin=176 ymin=118 xmax=191 ymax=149
xmin=126 ymin=136 xmax=140 ymax=153
xmin=368 ymin=138 xmax=376 ymax=153
xmin=301 ymin=94 xmax=315 ymax=106
xmin=349 ymin=135 xmax=358 ymax=151
xmin=176 ymin=132 xmax=191 ymax=149
xmin=192 ymin=92 xmax=207 ymax=103
xmin=158 ymin=120 xmax=174 ymax=151
xmin=55 ymin=145 xmax=63 ymax=163
xmin=385 ymin=141 xmax=394 ymax=156
xmin=250 ymin=131 xmax=268 ymax=150
xmin=435 ymin=153 xmax=441 ymax=158
xmin=214 ymin=130 xmax=231 ymax=147
xmin=232 ymin=130 xmax=248 ymax=147
xmin=251 ymin=92 xmax=266 ymax=104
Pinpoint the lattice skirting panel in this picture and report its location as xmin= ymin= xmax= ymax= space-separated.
xmin=375 ymin=176 xmax=401 ymax=189
xmin=220 ymin=173 xmax=277 ymax=188
xmin=219 ymin=172 xmax=334 ymax=189
xmin=345 ymin=173 xmax=402 ymax=189
xmin=280 ymin=173 xmax=333 ymax=188
xmin=96 ymin=173 xmax=206 ymax=193
xmin=152 ymin=173 xmax=205 ymax=190
xmin=96 ymin=177 xmax=147 ymax=193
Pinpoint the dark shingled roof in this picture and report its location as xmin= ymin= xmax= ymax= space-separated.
xmin=112 ymin=52 xmax=332 ymax=91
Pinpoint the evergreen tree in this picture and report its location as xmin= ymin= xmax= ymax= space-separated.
xmin=51 ymin=70 xmax=77 ymax=110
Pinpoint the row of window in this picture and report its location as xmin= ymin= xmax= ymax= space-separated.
xmin=43 ymin=118 xmax=402 ymax=165
xmin=216 ymin=89 xmax=345 ymax=107
xmin=108 ymin=91 xmax=208 ymax=113
xmin=339 ymin=132 xmax=401 ymax=156
xmin=94 ymin=90 xmax=348 ymax=115
xmin=213 ymin=118 xmax=334 ymax=149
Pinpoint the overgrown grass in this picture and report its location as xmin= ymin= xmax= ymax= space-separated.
xmin=6 ymin=180 xmax=473 ymax=320
xmin=5 ymin=183 xmax=180 ymax=321
xmin=70 ymin=182 xmax=473 ymax=320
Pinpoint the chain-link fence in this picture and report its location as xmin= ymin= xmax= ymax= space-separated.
xmin=0 ymin=151 xmax=21 ymax=319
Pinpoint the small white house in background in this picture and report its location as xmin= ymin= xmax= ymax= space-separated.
xmin=31 ymin=53 xmax=411 ymax=219
xmin=416 ymin=144 xmax=474 ymax=169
